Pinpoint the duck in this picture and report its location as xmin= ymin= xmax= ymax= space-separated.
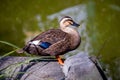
xmin=18 ymin=16 xmax=81 ymax=65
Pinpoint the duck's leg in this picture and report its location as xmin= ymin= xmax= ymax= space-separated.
xmin=55 ymin=55 xmax=64 ymax=65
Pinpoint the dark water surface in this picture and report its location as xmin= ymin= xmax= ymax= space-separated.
xmin=0 ymin=0 xmax=120 ymax=80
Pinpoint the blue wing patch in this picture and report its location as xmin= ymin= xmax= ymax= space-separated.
xmin=39 ymin=42 xmax=51 ymax=49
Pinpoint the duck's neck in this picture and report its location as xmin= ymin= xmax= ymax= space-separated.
xmin=61 ymin=27 xmax=80 ymax=48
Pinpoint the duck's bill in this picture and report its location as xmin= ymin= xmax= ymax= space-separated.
xmin=72 ymin=22 xmax=80 ymax=27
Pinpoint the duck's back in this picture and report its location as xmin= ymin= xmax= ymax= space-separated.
xmin=23 ymin=29 xmax=71 ymax=56
xmin=31 ymin=29 xmax=67 ymax=44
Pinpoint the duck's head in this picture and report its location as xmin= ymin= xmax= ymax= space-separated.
xmin=59 ymin=16 xmax=80 ymax=32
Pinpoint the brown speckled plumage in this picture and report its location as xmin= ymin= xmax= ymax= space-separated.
xmin=19 ymin=16 xmax=81 ymax=57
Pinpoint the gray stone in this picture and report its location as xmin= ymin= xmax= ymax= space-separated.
xmin=63 ymin=52 xmax=103 ymax=80
xmin=0 ymin=53 xmax=105 ymax=80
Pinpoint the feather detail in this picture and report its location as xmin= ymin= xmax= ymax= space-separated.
xmin=29 ymin=40 xmax=52 ymax=49
xmin=39 ymin=42 xmax=51 ymax=49
xmin=29 ymin=40 xmax=41 ymax=45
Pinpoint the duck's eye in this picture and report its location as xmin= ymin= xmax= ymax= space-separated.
xmin=63 ymin=20 xmax=73 ymax=26
xmin=67 ymin=21 xmax=73 ymax=25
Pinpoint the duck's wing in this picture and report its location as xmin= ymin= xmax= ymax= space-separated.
xmin=31 ymin=29 xmax=67 ymax=44
xmin=22 ymin=29 xmax=71 ymax=56
xmin=42 ymin=36 xmax=70 ymax=56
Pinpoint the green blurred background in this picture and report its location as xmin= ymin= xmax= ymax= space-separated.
xmin=0 ymin=0 xmax=120 ymax=80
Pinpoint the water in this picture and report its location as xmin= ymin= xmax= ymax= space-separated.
xmin=0 ymin=0 xmax=120 ymax=80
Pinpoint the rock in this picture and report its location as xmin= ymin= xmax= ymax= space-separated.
xmin=0 ymin=57 xmax=64 ymax=80
xmin=20 ymin=62 xmax=64 ymax=80
xmin=0 ymin=53 xmax=106 ymax=80
xmin=63 ymin=52 xmax=103 ymax=80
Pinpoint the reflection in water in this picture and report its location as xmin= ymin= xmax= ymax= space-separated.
xmin=109 ymin=4 xmax=120 ymax=11
xmin=35 ymin=14 xmax=45 ymax=31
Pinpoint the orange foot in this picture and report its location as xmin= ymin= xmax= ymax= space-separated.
xmin=56 ymin=55 xmax=64 ymax=65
